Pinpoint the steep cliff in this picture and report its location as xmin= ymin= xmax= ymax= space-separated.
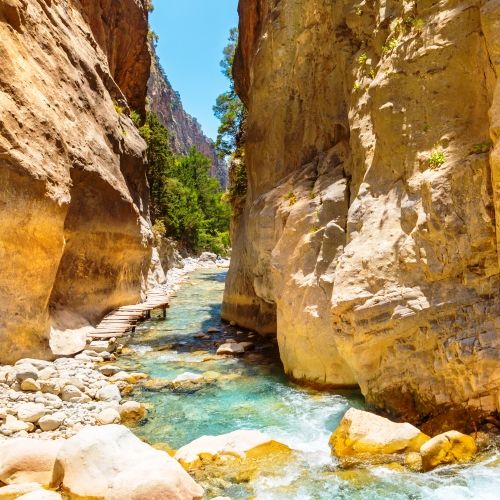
xmin=0 ymin=0 xmax=152 ymax=363
xmin=224 ymin=0 xmax=500 ymax=430
xmin=148 ymin=52 xmax=228 ymax=186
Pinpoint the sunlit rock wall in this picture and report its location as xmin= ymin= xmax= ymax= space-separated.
xmin=223 ymin=0 xmax=500 ymax=430
xmin=0 ymin=0 xmax=152 ymax=363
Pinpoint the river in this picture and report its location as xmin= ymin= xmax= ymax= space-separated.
xmin=116 ymin=267 xmax=500 ymax=499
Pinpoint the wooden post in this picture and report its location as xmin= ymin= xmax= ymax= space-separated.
xmin=162 ymin=307 xmax=167 ymax=320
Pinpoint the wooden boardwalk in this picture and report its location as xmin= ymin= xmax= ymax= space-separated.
xmin=88 ymin=287 xmax=170 ymax=340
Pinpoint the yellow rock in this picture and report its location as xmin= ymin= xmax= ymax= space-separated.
xmin=174 ymin=430 xmax=291 ymax=469
xmin=404 ymin=452 xmax=423 ymax=472
xmin=329 ymin=408 xmax=429 ymax=457
xmin=420 ymin=431 xmax=477 ymax=471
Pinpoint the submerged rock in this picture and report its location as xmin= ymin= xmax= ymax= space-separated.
xmin=118 ymin=401 xmax=147 ymax=424
xmin=216 ymin=343 xmax=245 ymax=355
xmin=329 ymin=408 xmax=429 ymax=458
xmin=51 ymin=425 xmax=203 ymax=499
xmin=420 ymin=431 xmax=477 ymax=471
xmin=175 ymin=430 xmax=291 ymax=469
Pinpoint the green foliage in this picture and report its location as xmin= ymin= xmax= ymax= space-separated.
xmin=355 ymin=7 xmax=363 ymax=16
xmin=228 ymin=155 xmax=247 ymax=207
xmin=148 ymin=29 xmax=159 ymax=48
xmin=213 ymin=28 xmax=246 ymax=160
xmin=113 ymin=101 xmax=125 ymax=114
xmin=429 ymin=149 xmax=446 ymax=167
xmin=285 ymin=191 xmax=297 ymax=206
xmin=130 ymin=110 xmax=142 ymax=127
xmin=369 ymin=68 xmax=376 ymax=79
xmin=358 ymin=53 xmax=368 ymax=65
xmin=144 ymin=0 xmax=154 ymax=13
xmin=214 ymin=27 xmax=248 ymax=213
xmin=471 ymin=141 xmax=492 ymax=154
xmin=382 ymin=37 xmax=399 ymax=54
xmin=352 ymin=81 xmax=361 ymax=92
xmin=404 ymin=16 xmax=424 ymax=31
xmin=141 ymin=113 xmax=231 ymax=254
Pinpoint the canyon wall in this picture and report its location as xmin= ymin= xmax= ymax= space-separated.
xmin=224 ymin=0 xmax=500 ymax=430
xmin=148 ymin=52 xmax=228 ymax=186
xmin=0 ymin=0 xmax=152 ymax=363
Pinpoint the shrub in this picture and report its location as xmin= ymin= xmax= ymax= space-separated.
xmin=471 ymin=142 xmax=492 ymax=154
xmin=383 ymin=37 xmax=399 ymax=54
xmin=358 ymin=53 xmax=368 ymax=65
xmin=285 ymin=191 xmax=297 ymax=205
xmin=428 ymin=149 xmax=446 ymax=167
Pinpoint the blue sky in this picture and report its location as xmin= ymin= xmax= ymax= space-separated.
xmin=150 ymin=0 xmax=239 ymax=140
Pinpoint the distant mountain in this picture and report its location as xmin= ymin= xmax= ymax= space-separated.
xmin=148 ymin=51 xmax=227 ymax=187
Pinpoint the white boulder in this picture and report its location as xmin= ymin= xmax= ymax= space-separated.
xmin=51 ymin=425 xmax=203 ymax=499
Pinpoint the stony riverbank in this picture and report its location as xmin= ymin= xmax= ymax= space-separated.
xmin=0 ymin=254 xmax=229 ymax=441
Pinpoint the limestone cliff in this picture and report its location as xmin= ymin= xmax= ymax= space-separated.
xmin=148 ymin=51 xmax=228 ymax=186
xmin=0 ymin=0 xmax=152 ymax=363
xmin=223 ymin=0 xmax=500 ymax=430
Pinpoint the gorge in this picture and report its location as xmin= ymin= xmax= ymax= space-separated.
xmin=0 ymin=0 xmax=499 ymax=499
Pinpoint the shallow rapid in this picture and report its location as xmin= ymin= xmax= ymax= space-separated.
xmin=117 ymin=268 xmax=500 ymax=500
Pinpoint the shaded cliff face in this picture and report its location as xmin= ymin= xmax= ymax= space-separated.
xmin=224 ymin=0 xmax=500 ymax=429
xmin=0 ymin=0 xmax=152 ymax=363
xmin=148 ymin=52 xmax=228 ymax=186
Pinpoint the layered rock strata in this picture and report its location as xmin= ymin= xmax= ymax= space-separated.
xmin=223 ymin=0 xmax=500 ymax=429
xmin=148 ymin=51 xmax=228 ymax=186
xmin=0 ymin=0 xmax=152 ymax=363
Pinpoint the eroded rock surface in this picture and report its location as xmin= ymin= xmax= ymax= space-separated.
xmin=223 ymin=0 xmax=500 ymax=428
xmin=0 ymin=0 xmax=152 ymax=363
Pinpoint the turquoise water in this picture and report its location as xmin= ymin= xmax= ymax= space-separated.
xmin=118 ymin=268 xmax=500 ymax=500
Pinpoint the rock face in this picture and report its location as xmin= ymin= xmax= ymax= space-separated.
xmin=0 ymin=0 xmax=152 ymax=363
xmin=223 ymin=0 xmax=500 ymax=428
xmin=148 ymin=50 xmax=228 ymax=186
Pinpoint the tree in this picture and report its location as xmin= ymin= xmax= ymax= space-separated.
xmin=213 ymin=28 xmax=246 ymax=159
xmin=139 ymin=113 xmax=231 ymax=254
xmin=214 ymin=28 xmax=248 ymax=211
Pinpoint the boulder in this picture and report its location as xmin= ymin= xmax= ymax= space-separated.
xmin=175 ymin=430 xmax=291 ymax=469
xmin=39 ymin=380 xmax=61 ymax=396
xmin=38 ymin=412 xmax=66 ymax=432
xmin=199 ymin=252 xmax=217 ymax=262
xmin=420 ymin=431 xmax=477 ymax=471
xmin=96 ymin=408 xmax=121 ymax=425
xmin=51 ymin=425 xmax=203 ymax=499
xmin=20 ymin=379 xmax=41 ymax=392
xmin=96 ymin=384 xmax=122 ymax=402
xmin=329 ymin=408 xmax=429 ymax=457
xmin=0 ymin=439 xmax=62 ymax=485
xmin=118 ymin=401 xmax=147 ymax=424
xmin=0 ymin=483 xmax=44 ymax=500
xmin=99 ymin=365 xmax=122 ymax=376
xmin=49 ymin=328 xmax=87 ymax=357
xmin=216 ymin=343 xmax=245 ymax=355
xmin=1 ymin=415 xmax=34 ymax=434
xmin=14 ymin=365 xmax=38 ymax=382
xmin=16 ymin=403 xmax=46 ymax=423
xmin=60 ymin=385 xmax=84 ymax=402
xmin=172 ymin=372 xmax=203 ymax=384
